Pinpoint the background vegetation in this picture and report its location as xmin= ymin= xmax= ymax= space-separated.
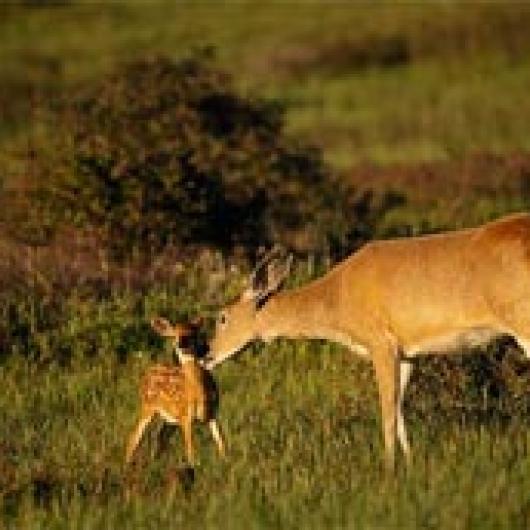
xmin=3 ymin=2 xmax=530 ymax=528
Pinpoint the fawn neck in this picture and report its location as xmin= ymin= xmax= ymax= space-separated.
xmin=175 ymin=347 xmax=203 ymax=381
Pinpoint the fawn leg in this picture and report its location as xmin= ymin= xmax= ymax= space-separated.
xmin=126 ymin=409 xmax=154 ymax=465
xmin=208 ymin=419 xmax=226 ymax=457
xmin=182 ymin=418 xmax=195 ymax=466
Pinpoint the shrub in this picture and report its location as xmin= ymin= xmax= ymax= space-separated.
xmin=31 ymin=53 xmax=352 ymax=257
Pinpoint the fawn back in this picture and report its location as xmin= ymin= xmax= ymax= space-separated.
xmin=140 ymin=361 xmax=219 ymax=424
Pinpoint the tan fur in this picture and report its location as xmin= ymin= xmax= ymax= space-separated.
xmin=126 ymin=319 xmax=225 ymax=466
xmin=208 ymin=213 xmax=530 ymax=470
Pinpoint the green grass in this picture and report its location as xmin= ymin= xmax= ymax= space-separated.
xmin=3 ymin=331 xmax=530 ymax=529
xmin=270 ymin=57 xmax=530 ymax=167
xmin=2 ymin=273 xmax=530 ymax=529
xmin=4 ymin=3 xmax=530 ymax=167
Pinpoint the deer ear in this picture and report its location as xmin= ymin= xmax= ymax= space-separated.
xmin=247 ymin=246 xmax=293 ymax=306
xmin=264 ymin=251 xmax=293 ymax=294
xmin=150 ymin=317 xmax=174 ymax=337
xmin=190 ymin=316 xmax=204 ymax=328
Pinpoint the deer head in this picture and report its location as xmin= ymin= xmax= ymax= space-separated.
xmin=207 ymin=246 xmax=292 ymax=368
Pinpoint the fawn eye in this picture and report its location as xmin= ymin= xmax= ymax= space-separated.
xmin=219 ymin=313 xmax=227 ymax=326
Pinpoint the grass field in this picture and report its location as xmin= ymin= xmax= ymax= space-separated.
xmin=0 ymin=278 xmax=530 ymax=529
xmin=3 ymin=275 xmax=530 ymax=530
xmin=4 ymin=2 xmax=530 ymax=528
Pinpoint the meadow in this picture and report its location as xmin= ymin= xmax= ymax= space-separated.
xmin=3 ymin=2 xmax=530 ymax=528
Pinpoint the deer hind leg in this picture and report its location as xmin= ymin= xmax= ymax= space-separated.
xmin=126 ymin=408 xmax=155 ymax=465
xmin=512 ymin=335 xmax=530 ymax=358
xmin=372 ymin=338 xmax=399 ymax=472
xmin=397 ymin=359 xmax=413 ymax=464
xmin=208 ymin=419 xmax=226 ymax=457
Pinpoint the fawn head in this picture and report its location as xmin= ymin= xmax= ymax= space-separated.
xmin=207 ymin=247 xmax=292 ymax=368
xmin=150 ymin=317 xmax=207 ymax=363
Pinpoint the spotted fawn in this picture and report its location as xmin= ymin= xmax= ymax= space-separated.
xmin=126 ymin=317 xmax=225 ymax=466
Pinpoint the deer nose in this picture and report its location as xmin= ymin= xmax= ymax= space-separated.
xmin=195 ymin=341 xmax=210 ymax=358
xmin=203 ymin=351 xmax=215 ymax=368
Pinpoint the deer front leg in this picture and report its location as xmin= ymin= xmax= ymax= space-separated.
xmin=397 ymin=359 xmax=413 ymax=464
xmin=372 ymin=339 xmax=399 ymax=472
xmin=208 ymin=419 xmax=226 ymax=457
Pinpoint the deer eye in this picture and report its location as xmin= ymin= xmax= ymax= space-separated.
xmin=219 ymin=313 xmax=227 ymax=326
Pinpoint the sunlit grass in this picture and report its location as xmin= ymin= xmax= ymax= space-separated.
xmin=266 ymin=58 xmax=530 ymax=167
xmin=2 ymin=325 xmax=530 ymax=528
xmin=4 ymin=3 xmax=530 ymax=166
xmin=1 ymin=274 xmax=530 ymax=528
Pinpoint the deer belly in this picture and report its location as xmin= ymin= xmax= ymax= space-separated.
xmin=154 ymin=396 xmax=187 ymax=424
xmin=406 ymin=326 xmax=503 ymax=356
xmin=158 ymin=409 xmax=181 ymax=424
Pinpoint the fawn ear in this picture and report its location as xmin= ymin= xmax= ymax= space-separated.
xmin=150 ymin=317 xmax=175 ymax=337
xmin=190 ymin=316 xmax=204 ymax=328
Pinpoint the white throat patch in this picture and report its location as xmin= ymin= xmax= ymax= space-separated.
xmin=175 ymin=346 xmax=195 ymax=364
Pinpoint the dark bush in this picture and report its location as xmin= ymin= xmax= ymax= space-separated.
xmin=35 ymin=53 xmax=350 ymax=257
xmin=408 ymin=338 xmax=530 ymax=423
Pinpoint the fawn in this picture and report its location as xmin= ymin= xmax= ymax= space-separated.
xmin=126 ymin=317 xmax=225 ymax=466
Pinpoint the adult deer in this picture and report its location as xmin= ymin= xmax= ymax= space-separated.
xmin=207 ymin=213 xmax=530 ymax=470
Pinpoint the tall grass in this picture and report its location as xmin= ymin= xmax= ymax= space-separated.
xmin=2 ymin=261 xmax=530 ymax=528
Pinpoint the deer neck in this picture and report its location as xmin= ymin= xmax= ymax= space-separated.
xmin=253 ymin=279 xmax=370 ymax=357
xmin=255 ymin=279 xmax=337 ymax=343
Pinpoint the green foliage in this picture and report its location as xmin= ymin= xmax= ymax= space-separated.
xmin=4 ymin=3 xmax=530 ymax=168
